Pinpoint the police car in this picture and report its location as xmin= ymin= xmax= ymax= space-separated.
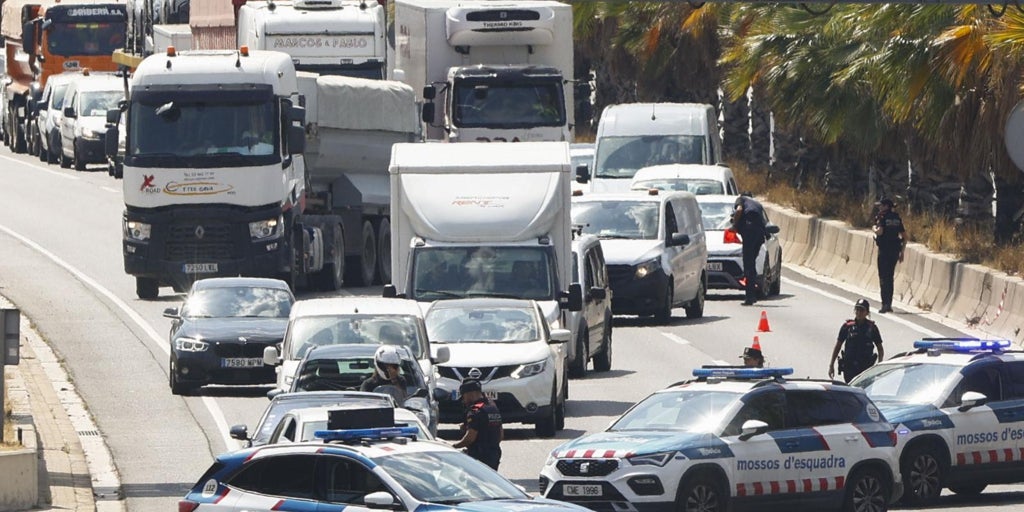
xmin=539 ymin=367 xmax=902 ymax=512
xmin=180 ymin=407 xmax=592 ymax=512
xmin=850 ymin=338 xmax=1024 ymax=505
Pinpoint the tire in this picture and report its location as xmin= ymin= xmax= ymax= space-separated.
xmin=842 ymin=467 xmax=890 ymax=512
xmin=37 ymin=134 xmax=47 ymax=162
xmin=73 ymin=142 xmax=86 ymax=171
xmin=592 ymin=320 xmax=612 ymax=372
xmin=313 ymin=223 xmax=345 ymax=291
xmin=568 ymin=327 xmax=588 ymax=378
xmin=59 ymin=146 xmax=71 ymax=168
xmin=684 ymin=275 xmax=706 ymax=319
xmin=12 ymin=118 xmax=26 ymax=154
xmin=535 ymin=385 xmax=559 ymax=438
xmin=345 ymin=220 xmax=377 ymax=286
xmin=47 ymin=134 xmax=59 ymax=164
xmin=376 ymin=218 xmax=392 ymax=285
xmin=136 ymin=277 xmax=159 ymax=300
xmin=675 ymin=475 xmax=726 ymax=512
xmin=757 ymin=258 xmax=770 ymax=299
xmin=949 ymin=483 xmax=987 ymax=496
xmin=900 ymin=444 xmax=945 ymax=506
xmin=654 ymin=279 xmax=673 ymax=324
xmin=770 ymin=252 xmax=782 ymax=296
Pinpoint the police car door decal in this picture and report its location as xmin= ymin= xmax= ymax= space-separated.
xmin=947 ymin=367 xmax=1005 ymax=469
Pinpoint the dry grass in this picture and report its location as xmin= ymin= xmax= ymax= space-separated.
xmin=730 ymin=159 xmax=1024 ymax=277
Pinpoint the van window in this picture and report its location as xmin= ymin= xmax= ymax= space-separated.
xmin=573 ymin=200 xmax=660 ymax=240
xmin=664 ymin=203 xmax=679 ymax=236
xmin=594 ymin=135 xmax=706 ymax=179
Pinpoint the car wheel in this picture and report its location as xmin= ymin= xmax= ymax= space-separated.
xmin=568 ymin=326 xmax=588 ymax=378
xmin=555 ymin=380 xmax=566 ymax=431
xmin=345 ymin=220 xmax=377 ymax=286
xmin=59 ymin=144 xmax=71 ymax=168
xmin=136 ymin=277 xmax=159 ymax=300
xmin=757 ymin=258 xmax=770 ymax=299
xmin=654 ymin=278 xmax=673 ymax=324
xmin=675 ymin=474 xmax=726 ymax=512
xmin=900 ymin=444 xmax=945 ymax=506
xmin=534 ymin=385 xmax=559 ymax=438
xmin=47 ymin=135 xmax=59 ymax=164
xmin=949 ymin=483 xmax=987 ymax=496
xmin=842 ymin=467 xmax=889 ymax=512
xmin=593 ymin=320 xmax=612 ymax=372
xmin=73 ymin=141 xmax=86 ymax=171
xmin=770 ymin=252 xmax=782 ymax=296
xmin=37 ymin=134 xmax=47 ymax=162
xmin=684 ymin=275 xmax=706 ymax=319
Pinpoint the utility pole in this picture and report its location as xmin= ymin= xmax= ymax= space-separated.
xmin=0 ymin=309 xmax=20 ymax=443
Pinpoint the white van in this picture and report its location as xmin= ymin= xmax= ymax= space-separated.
xmin=59 ymin=73 xmax=124 ymax=170
xmin=571 ymin=190 xmax=707 ymax=323
xmin=630 ymin=163 xmax=739 ymax=196
xmin=579 ymin=103 xmax=723 ymax=192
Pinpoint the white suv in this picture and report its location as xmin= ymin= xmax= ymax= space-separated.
xmin=425 ymin=298 xmax=570 ymax=438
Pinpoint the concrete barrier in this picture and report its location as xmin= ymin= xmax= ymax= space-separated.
xmin=0 ymin=379 xmax=38 ymax=511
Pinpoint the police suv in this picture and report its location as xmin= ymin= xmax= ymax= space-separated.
xmin=539 ymin=368 xmax=902 ymax=512
xmin=850 ymin=338 xmax=1024 ymax=505
xmin=180 ymin=407 xmax=591 ymax=512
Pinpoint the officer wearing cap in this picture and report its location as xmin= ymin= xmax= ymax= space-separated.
xmin=731 ymin=192 xmax=768 ymax=306
xmin=872 ymin=198 xmax=907 ymax=313
xmin=740 ymin=346 xmax=765 ymax=368
xmin=452 ymin=379 xmax=503 ymax=470
xmin=828 ymin=299 xmax=885 ymax=383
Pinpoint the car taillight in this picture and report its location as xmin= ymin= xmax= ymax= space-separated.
xmin=724 ymin=229 xmax=742 ymax=244
xmin=889 ymin=431 xmax=898 ymax=447
xmin=179 ymin=500 xmax=200 ymax=512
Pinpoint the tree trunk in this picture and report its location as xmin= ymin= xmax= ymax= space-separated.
xmin=722 ymin=90 xmax=749 ymax=162
xmin=993 ymin=173 xmax=1024 ymax=245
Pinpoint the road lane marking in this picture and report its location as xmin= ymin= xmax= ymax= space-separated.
xmin=100 ymin=186 xmax=120 ymax=194
xmin=0 ymin=153 xmax=80 ymax=180
xmin=0 ymin=223 xmax=236 ymax=452
xmin=782 ymin=277 xmax=942 ymax=337
xmin=661 ymin=332 xmax=691 ymax=345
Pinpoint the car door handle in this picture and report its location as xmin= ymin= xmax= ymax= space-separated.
xmin=845 ymin=435 xmax=861 ymax=442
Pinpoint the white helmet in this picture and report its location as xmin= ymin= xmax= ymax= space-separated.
xmin=374 ymin=345 xmax=403 ymax=379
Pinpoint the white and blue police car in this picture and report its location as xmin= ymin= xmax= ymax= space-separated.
xmin=850 ymin=337 xmax=1024 ymax=505
xmin=180 ymin=407 xmax=591 ymax=512
xmin=539 ymin=367 xmax=902 ymax=512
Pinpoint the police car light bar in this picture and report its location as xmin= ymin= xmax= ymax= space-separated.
xmin=913 ymin=338 xmax=1011 ymax=352
xmin=314 ymin=426 xmax=420 ymax=442
xmin=692 ymin=367 xmax=794 ymax=379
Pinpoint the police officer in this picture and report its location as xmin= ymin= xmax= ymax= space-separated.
xmin=828 ymin=299 xmax=885 ymax=383
xmin=872 ymin=198 xmax=907 ymax=313
xmin=731 ymin=193 xmax=767 ymax=305
xmin=452 ymin=379 xmax=503 ymax=470
xmin=740 ymin=346 xmax=765 ymax=368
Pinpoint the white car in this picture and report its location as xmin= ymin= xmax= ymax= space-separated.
xmin=35 ymin=71 xmax=84 ymax=164
xmin=629 ymin=163 xmax=740 ymax=196
xmin=58 ymin=73 xmax=124 ymax=170
xmin=265 ymin=403 xmax=434 ymax=444
xmin=425 ymin=298 xmax=570 ymax=438
xmin=697 ymin=194 xmax=782 ymax=298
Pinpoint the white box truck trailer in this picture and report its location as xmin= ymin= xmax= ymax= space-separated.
xmin=390 ymin=0 xmax=574 ymax=143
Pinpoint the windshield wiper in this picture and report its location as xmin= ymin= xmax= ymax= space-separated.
xmin=433 ymin=499 xmax=468 ymax=505
xmin=596 ymin=234 xmax=635 ymax=240
xmin=464 ymin=292 xmax=530 ymax=299
xmin=414 ymin=289 xmax=463 ymax=298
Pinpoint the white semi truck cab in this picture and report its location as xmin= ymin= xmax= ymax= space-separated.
xmin=391 ymin=0 xmax=574 ymax=142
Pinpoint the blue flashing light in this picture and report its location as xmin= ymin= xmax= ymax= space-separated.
xmin=314 ymin=426 xmax=420 ymax=442
xmin=913 ymin=338 xmax=1011 ymax=352
xmin=692 ymin=367 xmax=794 ymax=379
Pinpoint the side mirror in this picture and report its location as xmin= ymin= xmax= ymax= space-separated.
xmin=421 ymin=102 xmax=435 ymax=124
xmin=106 ymin=108 xmax=120 ymax=124
xmin=162 ymin=307 xmax=179 ymax=319
xmin=288 ymin=125 xmax=305 ymax=154
xmin=560 ymin=283 xmax=583 ymax=312
xmin=739 ymin=419 xmax=769 ymax=441
xmin=766 ymin=224 xmax=780 ymax=235
xmin=364 ymin=491 xmax=401 ymax=510
xmin=432 ymin=387 xmax=449 ymax=401
xmin=290 ymin=105 xmax=306 ymax=124
xmin=382 ymin=284 xmax=398 ymax=298
xmin=422 ymin=85 xmax=436 ymax=101
xmin=104 ymin=126 xmax=119 ymax=158
xmin=263 ymin=345 xmax=281 ymax=366
xmin=668 ymin=233 xmax=690 ymax=247
xmin=589 ymin=286 xmax=607 ymax=301
xmin=549 ymin=328 xmax=571 ymax=344
xmin=266 ymin=388 xmax=284 ymax=400
xmin=21 ymin=21 xmax=36 ymax=53
xmin=959 ymin=391 xmax=988 ymax=412
xmin=575 ymin=163 xmax=590 ymax=184
xmin=432 ymin=345 xmax=451 ymax=365
xmin=63 ymin=106 xmax=77 ymax=119
xmin=229 ymin=424 xmax=249 ymax=441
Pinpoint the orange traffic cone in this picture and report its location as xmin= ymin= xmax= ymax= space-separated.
xmin=757 ymin=311 xmax=771 ymax=332
xmin=752 ymin=336 xmax=762 ymax=351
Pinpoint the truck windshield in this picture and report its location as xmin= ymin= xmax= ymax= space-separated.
xmin=79 ymin=91 xmax=123 ymax=117
xmin=572 ymin=201 xmax=661 ymax=240
xmin=46 ymin=22 xmax=127 ymax=56
xmin=595 ymin=135 xmax=706 ymax=179
xmin=453 ymin=83 xmax=564 ymax=128
xmin=411 ymin=246 xmax=556 ymax=302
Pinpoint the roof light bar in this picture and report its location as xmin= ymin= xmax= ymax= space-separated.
xmin=692 ymin=367 xmax=793 ymax=379
xmin=314 ymin=426 xmax=420 ymax=442
xmin=913 ymin=338 xmax=1011 ymax=352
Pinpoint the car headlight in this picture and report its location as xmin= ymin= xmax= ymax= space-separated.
xmin=544 ymin=451 xmax=557 ymax=466
xmin=634 ymin=258 xmax=660 ymax=279
xmin=249 ymin=216 xmax=283 ymax=241
xmin=174 ymin=337 xmax=209 ymax=352
xmin=512 ymin=359 xmax=547 ymax=379
xmin=627 ymin=451 xmax=675 ymax=467
xmin=124 ymin=220 xmax=151 ymax=241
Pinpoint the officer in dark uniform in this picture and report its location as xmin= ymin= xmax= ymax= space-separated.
xmin=731 ymin=193 xmax=768 ymax=306
xmin=872 ymin=198 xmax=907 ymax=313
xmin=452 ymin=379 xmax=503 ymax=470
xmin=828 ymin=299 xmax=885 ymax=383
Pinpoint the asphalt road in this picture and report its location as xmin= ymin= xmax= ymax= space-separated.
xmin=0 ymin=151 xmax=1022 ymax=511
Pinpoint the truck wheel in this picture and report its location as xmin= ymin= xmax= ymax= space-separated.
xmin=314 ymin=223 xmax=345 ymax=291
xmin=345 ymin=220 xmax=377 ymax=286
xmin=47 ymin=135 xmax=59 ymax=164
xmin=568 ymin=327 xmax=588 ymax=378
xmin=136 ymin=277 xmax=159 ymax=299
xmin=37 ymin=133 xmax=47 ymax=162
xmin=684 ymin=276 xmax=706 ymax=319
xmin=59 ymin=146 xmax=71 ymax=169
xmin=377 ymin=218 xmax=392 ymax=285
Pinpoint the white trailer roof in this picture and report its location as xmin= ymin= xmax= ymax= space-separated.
xmin=132 ymin=50 xmax=298 ymax=96
xmin=314 ymin=75 xmax=418 ymax=132
xmin=390 ymin=141 xmax=570 ymax=174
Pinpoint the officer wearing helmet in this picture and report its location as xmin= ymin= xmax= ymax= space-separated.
xmin=361 ymin=345 xmax=412 ymax=398
xmin=828 ymin=299 xmax=885 ymax=383
xmin=452 ymin=379 xmax=503 ymax=470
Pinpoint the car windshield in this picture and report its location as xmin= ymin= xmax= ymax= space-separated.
xmin=374 ymin=450 xmax=526 ymax=503
xmin=698 ymin=201 xmax=736 ymax=230
xmin=610 ymin=390 xmax=742 ymax=433
xmin=252 ymin=395 xmax=392 ymax=446
xmin=572 ymin=200 xmax=660 ymax=240
xmin=410 ymin=246 xmax=555 ymax=301
xmin=292 ymin=356 xmax=425 ymax=393
xmin=633 ymin=178 xmax=724 ymax=195
xmin=285 ymin=315 xmax=425 ymax=360
xmin=426 ymin=307 xmax=541 ymax=343
xmin=183 ymin=287 xmax=292 ymax=319
xmin=594 ymin=135 xmax=706 ymax=179
xmin=79 ymin=90 xmax=123 ymax=117
xmin=851 ymin=362 xmax=962 ymax=405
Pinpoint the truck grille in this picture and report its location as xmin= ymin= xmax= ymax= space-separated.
xmin=556 ymin=459 xmax=619 ymax=477
xmin=165 ymin=222 xmax=236 ymax=261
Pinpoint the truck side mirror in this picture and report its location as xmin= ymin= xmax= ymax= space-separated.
xmin=63 ymin=106 xmax=77 ymax=119
xmin=575 ymin=164 xmax=590 ymax=184
xmin=105 ymin=126 xmax=119 ymax=158
xmin=560 ymin=283 xmax=583 ymax=312
xmin=382 ymin=284 xmax=406 ymax=299
xmin=106 ymin=108 xmax=120 ymax=124
xmin=422 ymin=85 xmax=436 ymax=101
xmin=21 ymin=21 xmax=36 ymax=53
xmin=421 ymin=103 xmax=435 ymax=124
xmin=288 ymin=125 xmax=305 ymax=154
xmin=290 ymin=106 xmax=306 ymax=124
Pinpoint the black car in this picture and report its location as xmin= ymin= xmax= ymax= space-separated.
xmin=164 ymin=277 xmax=294 ymax=394
xmin=229 ymin=390 xmax=397 ymax=447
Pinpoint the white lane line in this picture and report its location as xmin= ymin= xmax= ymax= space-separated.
xmin=0 ymin=153 xmax=80 ymax=180
xmin=100 ymin=186 xmax=120 ymax=194
xmin=783 ymin=277 xmax=942 ymax=337
xmin=0 ymin=224 xmax=236 ymax=451
xmin=661 ymin=332 xmax=691 ymax=345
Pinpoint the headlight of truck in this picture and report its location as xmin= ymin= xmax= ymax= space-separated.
xmin=512 ymin=359 xmax=547 ymax=379
xmin=174 ymin=337 xmax=209 ymax=352
xmin=249 ymin=216 xmax=283 ymax=241
xmin=634 ymin=258 xmax=660 ymax=279
xmin=124 ymin=220 xmax=151 ymax=241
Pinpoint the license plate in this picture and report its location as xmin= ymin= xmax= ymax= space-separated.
xmin=563 ymin=484 xmax=602 ymax=497
xmin=221 ymin=357 xmax=263 ymax=368
xmin=706 ymin=262 xmax=723 ymax=271
xmin=184 ymin=263 xmax=218 ymax=273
